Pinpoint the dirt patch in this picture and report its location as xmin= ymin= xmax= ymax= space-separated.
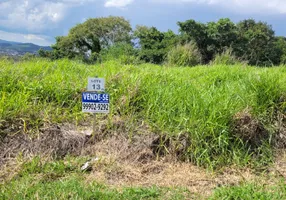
xmin=79 ymin=120 xmax=285 ymax=196
xmin=83 ymin=148 xmax=286 ymax=197
xmin=0 ymin=117 xmax=162 ymax=169
xmin=84 ymin=132 xmax=157 ymax=164
xmin=0 ymin=124 xmax=87 ymax=166
xmin=232 ymin=108 xmax=268 ymax=147
xmin=150 ymin=133 xmax=190 ymax=161
xmin=274 ymin=112 xmax=286 ymax=148
xmin=273 ymin=150 xmax=286 ymax=179
xmin=84 ymin=157 xmax=282 ymax=197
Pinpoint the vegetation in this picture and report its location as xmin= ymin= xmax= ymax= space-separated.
xmin=1 ymin=55 xmax=286 ymax=198
xmin=99 ymin=42 xmax=140 ymax=65
xmin=1 ymin=58 xmax=286 ymax=169
xmin=211 ymin=48 xmax=241 ymax=65
xmin=39 ymin=16 xmax=132 ymax=62
xmin=133 ymin=26 xmax=178 ymax=64
xmin=209 ymin=182 xmax=286 ymax=200
xmin=166 ymin=42 xmax=202 ymax=67
xmin=38 ymin=16 xmax=286 ymax=67
xmin=178 ymin=18 xmax=285 ymax=66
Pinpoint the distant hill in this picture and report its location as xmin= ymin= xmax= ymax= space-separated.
xmin=0 ymin=39 xmax=52 ymax=56
xmin=0 ymin=39 xmax=21 ymax=44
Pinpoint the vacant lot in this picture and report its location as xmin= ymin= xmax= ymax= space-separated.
xmin=1 ymin=58 xmax=286 ymax=199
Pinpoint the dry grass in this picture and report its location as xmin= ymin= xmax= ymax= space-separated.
xmin=84 ymin=156 xmax=285 ymax=197
xmin=0 ymin=124 xmax=87 ymax=167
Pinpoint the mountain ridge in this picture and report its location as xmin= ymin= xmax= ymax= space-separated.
xmin=0 ymin=39 xmax=52 ymax=56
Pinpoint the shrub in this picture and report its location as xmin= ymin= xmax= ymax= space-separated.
xmin=21 ymin=53 xmax=36 ymax=61
xmin=100 ymin=43 xmax=136 ymax=61
xmin=166 ymin=42 xmax=202 ymax=67
xmin=118 ymin=55 xmax=142 ymax=65
xmin=211 ymin=48 xmax=243 ymax=65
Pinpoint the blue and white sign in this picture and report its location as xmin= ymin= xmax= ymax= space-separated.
xmin=82 ymin=92 xmax=109 ymax=113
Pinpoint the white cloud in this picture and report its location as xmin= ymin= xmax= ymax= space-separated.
xmin=0 ymin=30 xmax=53 ymax=46
xmin=0 ymin=0 xmax=284 ymax=36
xmin=0 ymin=0 xmax=97 ymax=32
xmin=0 ymin=0 xmax=136 ymax=32
xmin=104 ymin=0 xmax=134 ymax=8
xmin=152 ymin=0 xmax=286 ymax=14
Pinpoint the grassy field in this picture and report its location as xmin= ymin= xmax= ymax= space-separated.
xmin=1 ymin=58 xmax=286 ymax=199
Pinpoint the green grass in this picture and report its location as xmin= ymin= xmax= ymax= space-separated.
xmin=0 ymin=176 xmax=189 ymax=200
xmin=1 ymin=58 xmax=286 ymax=168
xmin=0 ymin=157 xmax=192 ymax=200
xmin=209 ymin=181 xmax=286 ymax=200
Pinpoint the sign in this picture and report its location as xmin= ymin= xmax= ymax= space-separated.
xmin=82 ymin=92 xmax=109 ymax=113
xmin=87 ymin=78 xmax=105 ymax=92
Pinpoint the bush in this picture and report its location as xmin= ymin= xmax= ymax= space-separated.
xmin=100 ymin=43 xmax=137 ymax=62
xmin=212 ymin=48 xmax=243 ymax=65
xmin=118 ymin=54 xmax=142 ymax=65
xmin=166 ymin=42 xmax=202 ymax=67
xmin=21 ymin=53 xmax=36 ymax=61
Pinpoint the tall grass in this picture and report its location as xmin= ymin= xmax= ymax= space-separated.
xmin=1 ymin=58 xmax=286 ymax=168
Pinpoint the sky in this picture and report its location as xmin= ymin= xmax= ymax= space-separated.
xmin=0 ymin=0 xmax=285 ymax=46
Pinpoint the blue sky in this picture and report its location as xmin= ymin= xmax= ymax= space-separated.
xmin=0 ymin=0 xmax=285 ymax=46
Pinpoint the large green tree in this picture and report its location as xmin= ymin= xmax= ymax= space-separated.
xmin=274 ymin=36 xmax=286 ymax=65
xmin=134 ymin=26 xmax=178 ymax=64
xmin=207 ymin=18 xmax=238 ymax=56
xmin=236 ymin=19 xmax=280 ymax=66
xmin=50 ymin=16 xmax=132 ymax=61
xmin=178 ymin=18 xmax=239 ymax=63
xmin=177 ymin=19 xmax=210 ymax=62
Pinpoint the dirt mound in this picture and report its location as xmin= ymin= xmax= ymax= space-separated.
xmin=232 ymin=108 xmax=267 ymax=147
xmin=84 ymin=132 xmax=157 ymax=164
xmin=0 ymin=117 xmax=165 ymax=167
xmin=0 ymin=125 xmax=87 ymax=166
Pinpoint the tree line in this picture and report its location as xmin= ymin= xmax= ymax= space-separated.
xmin=39 ymin=16 xmax=286 ymax=66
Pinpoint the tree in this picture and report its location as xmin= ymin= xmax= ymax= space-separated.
xmin=134 ymin=26 xmax=178 ymax=64
xmin=206 ymin=18 xmax=238 ymax=55
xmin=178 ymin=19 xmax=210 ymax=62
xmin=274 ymin=36 xmax=286 ymax=65
xmin=178 ymin=18 xmax=239 ymax=63
xmin=47 ymin=16 xmax=132 ymax=61
xmin=80 ymin=16 xmax=132 ymax=48
xmin=178 ymin=18 xmax=283 ymax=66
xmin=236 ymin=19 xmax=279 ymax=66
